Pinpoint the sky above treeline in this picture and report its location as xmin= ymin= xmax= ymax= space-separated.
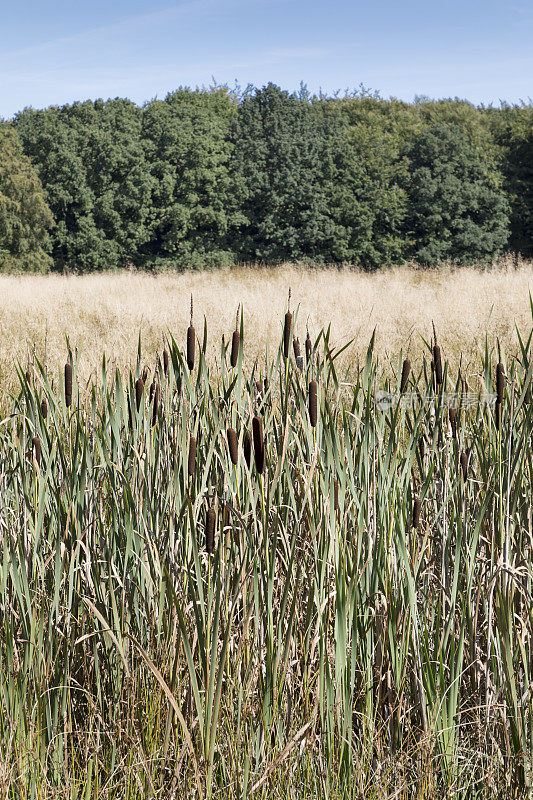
xmin=1 ymin=0 xmax=532 ymax=118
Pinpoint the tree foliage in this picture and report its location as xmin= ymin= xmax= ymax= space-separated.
xmin=0 ymin=123 xmax=53 ymax=272
xmin=6 ymin=86 xmax=531 ymax=271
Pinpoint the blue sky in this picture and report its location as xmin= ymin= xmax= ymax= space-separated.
xmin=1 ymin=0 xmax=532 ymax=118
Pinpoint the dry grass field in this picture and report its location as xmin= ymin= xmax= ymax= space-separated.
xmin=1 ymin=258 xmax=532 ymax=393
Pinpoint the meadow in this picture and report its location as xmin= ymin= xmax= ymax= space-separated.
xmin=1 ymin=262 xmax=533 ymax=798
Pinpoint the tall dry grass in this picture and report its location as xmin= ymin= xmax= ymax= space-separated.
xmin=1 ymin=258 xmax=532 ymax=392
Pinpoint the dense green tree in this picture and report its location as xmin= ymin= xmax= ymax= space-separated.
xmin=402 ymin=124 xmax=509 ymax=264
xmin=14 ymin=99 xmax=154 ymax=271
xmin=229 ymin=83 xmax=338 ymax=262
xmin=0 ymin=123 xmax=53 ymax=272
xmin=141 ymin=87 xmax=238 ymax=267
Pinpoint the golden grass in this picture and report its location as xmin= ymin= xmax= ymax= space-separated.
xmin=1 ymin=258 xmax=532 ymax=392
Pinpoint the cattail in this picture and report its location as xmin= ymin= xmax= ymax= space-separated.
xmin=460 ymin=451 xmax=468 ymax=482
xmin=151 ymin=383 xmax=159 ymax=426
xmin=135 ymin=377 xmax=144 ymax=412
xmin=400 ymin=358 xmax=411 ymax=394
xmin=149 ymin=380 xmax=155 ymax=404
xmin=412 ymin=495 xmax=421 ymax=528
xmin=283 ymin=312 xmax=292 ymax=360
xmin=142 ymin=366 xmax=148 ymax=384
xmin=230 ymin=329 xmax=240 ymax=368
xmin=495 ymin=400 xmax=501 ymax=431
xmin=64 ymin=362 xmax=72 ymax=407
xmin=32 ymin=436 xmax=41 ymax=467
xmin=418 ymin=436 xmax=425 ymax=461
xmin=41 ymin=398 xmax=48 ymax=419
xmin=206 ymin=506 xmax=216 ymax=554
xmin=187 ymin=326 xmax=195 ymax=371
xmin=309 ymin=380 xmax=318 ymax=428
xmin=252 ymin=415 xmax=264 ymax=474
xmin=25 ymin=369 xmax=31 ymax=384
xmin=433 ymin=345 xmax=443 ymax=386
xmin=525 ymin=386 xmax=531 ymax=405
xmin=243 ymin=430 xmax=252 ymax=469
xmin=187 ymin=294 xmax=195 ymax=371
xmin=449 ymin=407 xmax=457 ymax=438
xmin=293 ymin=337 xmax=301 ymax=359
xmin=188 ymin=435 xmax=196 ymax=478
xmin=305 ymin=332 xmax=312 ymax=363
xmin=163 ymin=349 xmax=169 ymax=375
xmin=333 ymin=478 xmax=339 ymax=512
xmin=496 ymin=362 xmax=505 ymax=405
xmin=227 ymin=428 xmax=238 ymax=465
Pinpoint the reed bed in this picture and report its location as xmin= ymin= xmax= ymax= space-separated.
xmin=1 ymin=299 xmax=533 ymax=799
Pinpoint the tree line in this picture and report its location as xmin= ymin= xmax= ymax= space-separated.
xmin=0 ymin=83 xmax=532 ymax=272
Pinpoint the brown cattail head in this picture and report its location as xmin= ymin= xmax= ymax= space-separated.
xmin=400 ymin=358 xmax=411 ymax=394
xmin=496 ymin=362 xmax=505 ymax=405
xmin=135 ymin=377 xmax=144 ymax=412
xmin=333 ymin=478 xmax=339 ymax=512
xmin=64 ymin=362 xmax=72 ymax=407
xmin=305 ymin=332 xmax=312 ymax=364
xmin=142 ymin=366 xmax=149 ymax=384
xmin=243 ymin=430 xmax=252 ymax=469
xmin=293 ymin=337 xmax=301 ymax=359
xmin=433 ymin=345 xmax=443 ymax=386
xmin=151 ymin=383 xmax=159 ymax=426
xmin=187 ymin=326 xmax=195 ymax=371
xmin=449 ymin=407 xmax=457 ymax=438
xmin=460 ymin=450 xmax=468 ymax=482
xmin=309 ymin=380 xmax=318 ymax=427
xmin=41 ymin=398 xmax=48 ymax=419
xmin=188 ymin=435 xmax=197 ymax=478
xmin=230 ymin=329 xmax=240 ymax=368
xmin=525 ymin=386 xmax=531 ymax=405
xmin=149 ymin=380 xmax=155 ymax=404
xmin=418 ymin=435 xmax=425 ymax=461
xmin=163 ymin=349 xmax=169 ymax=375
xmin=32 ymin=436 xmax=41 ymax=467
xmin=283 ymin=312 xmax=292 ymax=360
xmin=227 ymin=428 xmax=238 ymax=465
xmin=25 ymin=369 xmax=31 ymax=384
xmin=495 ymin=400 xmax=501 ymax=431
xmin=412 ymin=495 xmax=421 ymax=528
xmin=206 ymin=506 xmax=216 ymax=554
xmin=252 ymin=415 xmax=265 ymax=474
